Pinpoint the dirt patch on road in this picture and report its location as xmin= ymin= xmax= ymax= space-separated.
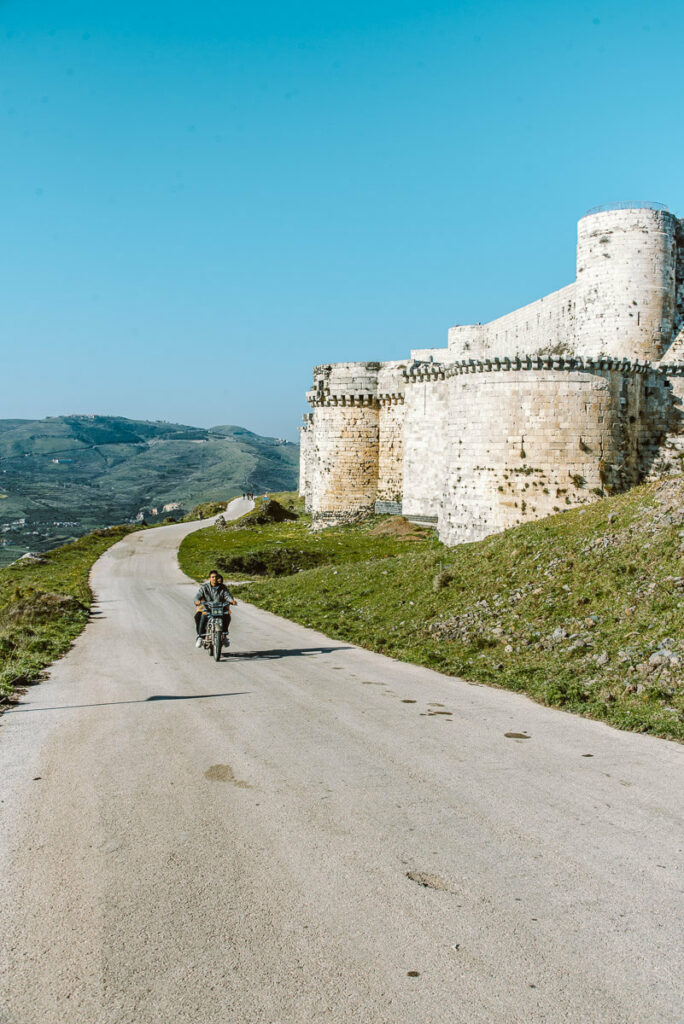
xmin=204 ymin=764 xmax=251 ymax=788
xmin=406 ymin=871 xmax=461 ymax=895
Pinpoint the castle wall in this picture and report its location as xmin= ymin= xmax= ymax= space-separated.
xmin=410 ymin=346 xmax=451 ymax=362
xmin=664 ymin=218 xmax=684 ymax=362
xmin=402 ymin=371 xmax=448 ymax=519
xmin=298 ymin=414 xmax=314 ymax=508
xmin=640 ymin=366 xmax=684 ymax=475
xmin=300 ymin=204 xmax=684 ymax=545
xmin=378 ymin=399 xmax=405 ymax=502
xmin=438 ymin=362 xmax=649 ymax=546
xmin=375 ymin=362 xmax=408 ymax=502
xmin=447 ymin=283 xmax=577 ymax=361
xmin=663 ymin=335 xmax=684 ymax=364
xmin=666 ymin=371 xmax=684 ymax=468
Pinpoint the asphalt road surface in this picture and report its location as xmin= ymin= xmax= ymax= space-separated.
xmin=1 ymin=498 xmax=683 ymax=1024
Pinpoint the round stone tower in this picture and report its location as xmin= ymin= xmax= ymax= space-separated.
xmin=307 ymin=362 xmax=381 ymax=525
xmin=574 ymin=203 xmax=678 ymax=361
xmin=438 ymin=360 xmax=641 ymax=546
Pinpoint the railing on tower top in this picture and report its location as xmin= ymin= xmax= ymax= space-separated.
xmin=586 ymin=201 xmax=669 ymax=215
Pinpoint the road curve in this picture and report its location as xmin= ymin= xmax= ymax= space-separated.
xmin=1 ymin=497 xmax=683 ymax=1024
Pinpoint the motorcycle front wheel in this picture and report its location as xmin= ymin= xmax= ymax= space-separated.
xmin=213 ymin=630 xmax=222 ymax=662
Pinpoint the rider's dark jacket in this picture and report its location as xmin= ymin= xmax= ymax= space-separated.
xmin=195 ymin=582 xmax=234 ymax=605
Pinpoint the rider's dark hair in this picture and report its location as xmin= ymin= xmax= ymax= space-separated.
xmin=208 ymin=569 xmax=220 ymax=576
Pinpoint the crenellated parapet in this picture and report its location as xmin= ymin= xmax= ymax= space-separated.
xmin=308 ymin=393 xmax=380 ymax=407
xmin=402 ymin=362 xmax=448 ymax=383
xmin=443 ymin=355 xmax=668 ymax=375
xmin=657 ymin=362 xmax=684 ymax=376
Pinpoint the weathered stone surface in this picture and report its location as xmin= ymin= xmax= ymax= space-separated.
xmin=378 ymin=398 xmax=405 ymax=502
xmin=402 ymin=379 xmax=448 ymax=519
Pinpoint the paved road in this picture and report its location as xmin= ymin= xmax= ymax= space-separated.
xmin=1 ymin=498 xmax=683 ymax=1024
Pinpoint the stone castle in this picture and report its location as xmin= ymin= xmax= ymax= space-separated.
xmin=299 ymin=203 xmax=684 ymax=545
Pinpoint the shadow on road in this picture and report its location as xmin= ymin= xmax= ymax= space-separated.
xmin=228 ymin=646 xmax=351 ymax=660
xmin=6 ymin=692 xmax=251 ymax=714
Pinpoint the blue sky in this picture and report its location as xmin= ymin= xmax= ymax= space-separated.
xmin=1 ymin=0 xmax=683 ymax=438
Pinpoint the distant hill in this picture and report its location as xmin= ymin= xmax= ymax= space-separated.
xmin=0 ymin=416 xmax=299 ymax=564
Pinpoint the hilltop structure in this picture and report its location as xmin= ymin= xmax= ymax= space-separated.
xmin=299 ymin=203 xmax=684 ymax=544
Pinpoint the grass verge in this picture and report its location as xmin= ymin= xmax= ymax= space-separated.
xmin=0 ymin=525 xmax=138 ymax=708
xmin=178 ymin=492 xmax=435 ymax=579
xmin=179 ymin=482 xmax=684 ymax=742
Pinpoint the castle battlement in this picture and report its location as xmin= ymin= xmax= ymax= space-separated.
xmin=439 ymin=355 xmax=683 ymax=376
xmin=300 ymin=205 xmax=684 ymax=543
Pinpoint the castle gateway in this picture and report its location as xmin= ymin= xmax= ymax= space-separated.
xmin=299 ymin=203 xmax=684 ymax=545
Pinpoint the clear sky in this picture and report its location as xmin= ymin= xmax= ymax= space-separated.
xmin=1 ymin=0 xmax=683 ymax=439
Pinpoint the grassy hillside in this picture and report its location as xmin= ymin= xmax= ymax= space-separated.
xmin=0 ymin=526 xmax=138 ymax=707
xmin=0 ymin=416 xmax=298 ymax=564
xmin=179 ymin=482 xmax=684 ymax=742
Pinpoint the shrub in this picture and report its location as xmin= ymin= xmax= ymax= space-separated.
xmin=433 ymin=568 xmax=457 ymax=591
xmin=217 ymin=547 xmax=327 ymax=577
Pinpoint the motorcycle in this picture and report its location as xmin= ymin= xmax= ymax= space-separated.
xmin=200 ymin=600 xmax=231 ymax=661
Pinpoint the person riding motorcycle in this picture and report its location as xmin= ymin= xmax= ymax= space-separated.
xmin=194 ymin=570 xmax=237 ymax=648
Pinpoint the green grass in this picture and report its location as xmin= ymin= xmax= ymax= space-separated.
xmin=179 ymin=483 xmax=684 ymax=742
xmin=178 ymin=493 xmax=436 ymax=580
xmin=0 ymin=525 xmax=139 ymax=706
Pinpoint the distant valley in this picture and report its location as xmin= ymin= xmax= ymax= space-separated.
xmin=0 ymin=415 xmax=299 ymax=564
